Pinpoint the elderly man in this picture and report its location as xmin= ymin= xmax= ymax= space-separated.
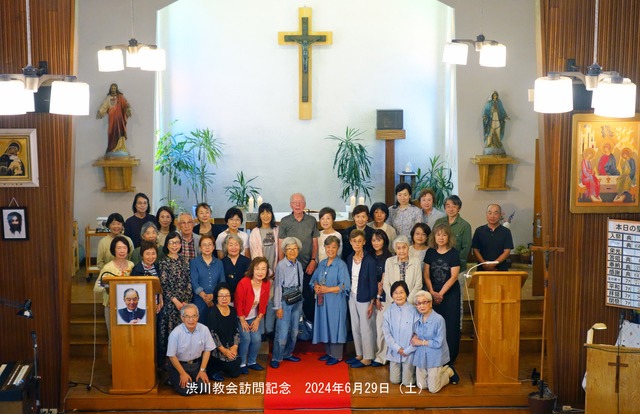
xmin=117 ymin=288 xmax=146 ymax=324
xmin=278 ymin=193 xmax=319 ymax=321
xmin=178 ymin=212 xmax=201 ymax=262
xmin=471 ymin=204 xmax=514 ymax=271
xmin=166 ymin=304 xmax=214 ymax=396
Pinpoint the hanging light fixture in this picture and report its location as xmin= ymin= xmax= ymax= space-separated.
xmin=97 ymin=0 xmax=166 ymax=72
xmin=0 ymin=0 xmax=89 ymax=116
xmin=442 ymin=1 xmax=506 ymax=68
xmin=533 ymin=0 xmax=636 ymax=117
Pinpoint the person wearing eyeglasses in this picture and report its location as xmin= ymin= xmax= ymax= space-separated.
xmin=158 ymin=231 xmax=192 ymax=367
xmin=410 ymin=290 xmax=457 ymax=393
xmin=206 ymin=284 xmax=241 ymax=382
xmin=166 ymin=304 xmax=214 ymax=395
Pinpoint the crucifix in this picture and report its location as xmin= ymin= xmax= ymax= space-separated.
xmin=608 ymin=355 xmax=629 ymax=393
xmin=278 ymin=7 xmax=332 ymax=120
xmin=481 ymin=284 xmax=517 ymax=340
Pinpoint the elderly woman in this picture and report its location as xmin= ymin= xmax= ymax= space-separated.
xmin=158 ymin=231 xmax=192 ymax=364
xmin=155 ymin=206 xmax=176 ymax=247
xmin=311 ymin=235 xmax=350 ymax=365
xmin=383 ymin=280 xmax=418 ymax=386
xmin=96 ymin=213 xmax=133 ymax=270
xmin=206 ymin=283 xmax=241 ymax=382
xmin=235 ymin=257 xmax=271 ymax=373
xmin=191 ymin=235 xmax=225 ymax=323
xmin=221 ymin=233 xmax=251 ymax=298
xmin=124 ymin=192 xmax=156 ymax=248
xmin=130 ymin=221 xmax=163 ymax=265
xmin=344 ymin=230 xmax=378 ymax=368
xmin=271 ymin=237 xmax=305 ymax=369
xmin=388 ymin=183 xmax=422 ymax=238
xmin=383 ymin=235 xmax=423 ymax=308
xmin=131 ymin=241 xmax=164 ymax=316
xmin=410 ymin=290 xmax=457 ymax=392
xmin=94 ymin=235 xmax=134 ymax=361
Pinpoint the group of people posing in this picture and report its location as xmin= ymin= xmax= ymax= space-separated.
xmin=93 ymin=183 xmax=514 ymax=395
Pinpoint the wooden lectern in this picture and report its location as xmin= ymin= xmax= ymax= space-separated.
xmin=585 ymin=344 xmax=639 ymax=414
xmin=468 ymin=271 xmax=527 ymax=386
xmin=103 ymin=275 xmax=160 ymax=394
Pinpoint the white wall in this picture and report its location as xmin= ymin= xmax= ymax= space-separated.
xmin=75 ymin=0 xmax=174 ymax=257
xmin=74 ymin=0 xmax=538 ymax=256
xmin=440 ymin=0 xmax=538 ymax=248
xmin=157 ymin=0 xmax=451 ymax=216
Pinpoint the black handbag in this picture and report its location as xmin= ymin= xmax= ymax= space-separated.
xmin=282 ymin=263 xmax=303 ymax=305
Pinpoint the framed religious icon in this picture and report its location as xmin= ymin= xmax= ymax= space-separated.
xmin=115 ymin=283 xmax=148 ymax=325
xmin=570 ymin=114 xmax=640 ymax=213
xmin=0 ymin=129 xmax=39 ymax=187
xmin=2 ymin=207 xmax=28 ymax=240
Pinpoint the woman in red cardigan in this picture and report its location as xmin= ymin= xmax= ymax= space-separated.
xmin=234 ymin=257 xmax=271 ymax=374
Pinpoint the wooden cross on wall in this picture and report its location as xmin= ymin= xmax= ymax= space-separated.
xmin=278 ymin=7 xmax=332 ymax=120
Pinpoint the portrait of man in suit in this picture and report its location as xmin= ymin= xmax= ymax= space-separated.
xmin=117 ymin=286 xmax=146 ymax=325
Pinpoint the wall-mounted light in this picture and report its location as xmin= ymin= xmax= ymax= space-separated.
xmin=97 ymin=0 xmax=166 ymax=72
xmin=533 ymin=0 xmax=636 ymax=118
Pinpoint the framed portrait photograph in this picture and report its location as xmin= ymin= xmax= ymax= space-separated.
xmin=570 ymin=114 xmax=640 ymax=213
xmin=0 ymin=129 xmax=39 ymax=187
xmin=115 ymin=283 xmax=148 ymax=325
xmin=2 ymin=207 xmax=28 ymax=240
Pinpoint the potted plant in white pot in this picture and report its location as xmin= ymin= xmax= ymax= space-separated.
xmin=326 ymin=127 xmax=373 ymax=204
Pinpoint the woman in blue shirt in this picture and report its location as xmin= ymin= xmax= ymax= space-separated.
xmin=410 ymin=290 xmax=457 ymax=392
xmin=190 ymin=235 xmax=225 ymax=323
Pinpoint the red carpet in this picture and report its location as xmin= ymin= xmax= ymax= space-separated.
xmin=263 ymin=352 xmax=352 ymax=412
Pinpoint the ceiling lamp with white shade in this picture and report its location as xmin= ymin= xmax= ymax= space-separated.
xmin=0 ymin=0 xmax=89 ymax=116
xmin=533 ymin=0 xmax=636 ymax=118
xmin=443 ymin=34 xmax=507 ymax=68
xmin=97 ymin=0 xmax=166 ymax=72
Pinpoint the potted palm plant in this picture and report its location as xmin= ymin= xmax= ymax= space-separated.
xmin=154 ymin=121 xmax=192 ymax=212
xmin=412 ymin=155 xmax=454 ymax=209
xmin=326 ymin=127 xmax=373 ymax=202
xmin=224 ymin=171 xmax=261 ymax=210
xmin=183 ymin=128 xmax=224 ymax=205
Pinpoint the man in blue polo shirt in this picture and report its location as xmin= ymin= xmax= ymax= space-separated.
xmin=471 ymin=204 xmax=514 ymax=271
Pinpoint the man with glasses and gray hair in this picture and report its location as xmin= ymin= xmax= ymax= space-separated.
xmin=166 ymin=303 xmax=214 ymax=395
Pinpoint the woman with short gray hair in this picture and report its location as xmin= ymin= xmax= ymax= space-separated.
xmin=222 ymin=234 xmax=251 ymax=297
xmin=410 ymin=290 xmax=457 ymax=391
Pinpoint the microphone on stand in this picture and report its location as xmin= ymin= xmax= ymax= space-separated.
xmin=99 ymin=271 xmax=118 ymax=290
xmin=464 ymin=261 xmax=500 ymax=279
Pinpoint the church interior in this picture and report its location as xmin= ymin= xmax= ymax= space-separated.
xmin=1 ymin=0 xmax=639 ymax=413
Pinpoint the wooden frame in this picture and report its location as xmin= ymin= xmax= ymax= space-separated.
xmin=115 ymin=283 xmax=148 ymax=325
xmin=1 ymin=207 xmax=28 ymax=240
xmin=0 ymin=129 xmax=39 ymax=187
xmin=570 ymin=114 xmax=640 ymax=213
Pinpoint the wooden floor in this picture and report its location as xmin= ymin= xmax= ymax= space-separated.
xmin=65 ymin=266 xmax=543 ymax=413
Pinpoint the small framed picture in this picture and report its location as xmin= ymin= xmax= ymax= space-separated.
xmin=0 ymin=129 xmax=39 ymax=187
xmin=116 ymin=283 xmax=148 ymax=325
xmin=2 ymin=207 xmax=28 ymax=240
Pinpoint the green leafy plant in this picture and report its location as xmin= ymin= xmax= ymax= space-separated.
xmin=154 ymin=121 xmax=192 ymax=209
xmin=326 ymin=127 xmax=373 ymax=202
xmin=183 ymin=128 xmax=224 ymax=205
xmin=224 ymin=171 xmax=261 ymax=208
xmin=413 ymin=155 xmax=454 ymax=209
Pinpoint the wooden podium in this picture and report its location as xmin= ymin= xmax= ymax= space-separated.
xmin=468 ymin=271 xmax=527 ymax=386
xmin=103 ymin=275 xmax=160 ymax=394
xmin=585 ymin=344 xmax=639 ymax=414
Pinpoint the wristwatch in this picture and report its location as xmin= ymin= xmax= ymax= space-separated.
xmin=200 ymin=367 xmax=206 ymax=372
xmin=311 ymin=258 xmax=317 ymax=262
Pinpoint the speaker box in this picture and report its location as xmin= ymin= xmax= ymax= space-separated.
xmin=376 ymin=110 xmax=403 ymax=130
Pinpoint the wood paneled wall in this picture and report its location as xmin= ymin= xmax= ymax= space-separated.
xmin=0 ymin=0 xmax=74 ymax=409
xmin=539 ymin=0 xmax=640 ymax=406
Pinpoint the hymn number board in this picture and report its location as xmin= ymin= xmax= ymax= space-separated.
xmin=607 ymin=219 xmax=640 ymax=310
